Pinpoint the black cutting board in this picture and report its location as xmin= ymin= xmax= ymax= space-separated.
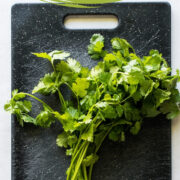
xmin=11 ymin=2 xmax=171 ymax=180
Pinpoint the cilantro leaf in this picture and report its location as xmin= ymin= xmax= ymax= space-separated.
xmin=56 ymin=132 xmax=77 ymax=148
xmin=72 ymin=78 xmax=89 ymax=98
xmin=32 ymin=52 xmax=51 ymax=62
xmin=36 ymin=110 xmax=55 ymax=128
xmin=67 ymin=58 xmax=82 ymax=73
xmin=33 ymin=51 xmax=70 ymax=71
xmin=12 ymin=89 xmax=26 ymax=100
xmin=143 ymin=50 xmax=163 ymax=72
xmin=56 ymin=132 xmax=69 ymax=148
xmin=130 ymin=121 xmax=141 ymax=135
xmin=154 ymin=89 xmax=171 ymax=107
xmin=83 ymin=154 xmax=99 ymax=167
xmin=32 ymin=73 xmax=58 ymax=95
xmin=22 ymin=115 xmax=36 ymax=124
xmin=141 ymin=102 xmax=160 ymax=118
xmin=160 ymin=89 xmax=180 ymax=119
xmin=108 ymin=125 xmax=125 ymax=142
xmin=90 ymin=62 xmax=104 ymax=79
xmin=111 ymin=37 xmax=135 ymax=57
xmin=101 ymin=104 xmax=117 ymax=119
xmin=54 ymin=107 xmax=79 ymax=132
xmin=123 ymin=102 xmax=141 ymax=121
xmin=88 ymin=34 xmax=105 ymax=60
xmin=116 ymin=105 xmax=123 ymax=117
xmin=56 ymin=61 xmax=72 ymax=73
xmin=81 ymin=123 xmax=94 ymax=142
xmin=140 ymin=80 xmax=155 ymax=97
xmin=48 ymin=50 xmax=70 ymax=62
xmin=4 ymin=97 xmax=35 ymax=126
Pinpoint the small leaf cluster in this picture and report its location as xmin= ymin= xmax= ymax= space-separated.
xmin=5 ymin=34 xmax=180 ymax=180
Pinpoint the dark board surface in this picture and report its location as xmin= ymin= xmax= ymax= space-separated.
xmin=12 ymin=2 xmax=171 ymax=180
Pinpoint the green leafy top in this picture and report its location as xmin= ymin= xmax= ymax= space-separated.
xmin=5 ymin=34 xmax=180 ymax=180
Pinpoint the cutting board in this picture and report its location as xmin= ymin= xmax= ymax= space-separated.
xmin=11 ymin=3 xmax=171 ymax=180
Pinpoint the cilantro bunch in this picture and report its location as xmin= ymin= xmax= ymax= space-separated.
xmin=5 ymin=34 xmax=180 ymax=180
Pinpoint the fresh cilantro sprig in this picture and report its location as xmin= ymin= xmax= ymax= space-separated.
xmin=5 ymin=34 xmax=180 ymax=180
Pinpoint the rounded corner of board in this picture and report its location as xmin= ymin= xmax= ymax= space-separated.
xmin=11 ymin=3 xmax=21 ymax=13
xmin=163 ymin=1 xmax=171 ymax=10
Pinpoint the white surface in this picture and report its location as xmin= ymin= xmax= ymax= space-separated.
xmin=64 ymin=15 xmax=119 ymax=29
xmin=0 ymin=0 xmax=180 ymax=179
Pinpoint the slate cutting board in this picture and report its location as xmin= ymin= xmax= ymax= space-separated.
xmin=11 ymin=2 xmax=171 ymax=180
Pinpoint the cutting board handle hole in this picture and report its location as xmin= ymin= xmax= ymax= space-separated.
xmin=64 ymin=15 xmax=119 ymax=29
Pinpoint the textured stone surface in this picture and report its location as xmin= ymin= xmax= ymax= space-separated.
xmin=11 ymin=3 xmax=171 ymax=180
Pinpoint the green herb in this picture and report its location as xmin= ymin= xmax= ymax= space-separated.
xmin=41 ymin=0 xmax=121 ymax=8
xmin=5 ymin=34 xmax=180 ymax=180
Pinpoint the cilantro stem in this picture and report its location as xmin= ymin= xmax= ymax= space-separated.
xmin=95 ymin=82 xmax=102 ymax=101
xmin=120 ymin=95 xmax=132 ymax=104
xmin=104 ymin=94 xmax=132 ymax=105
xmin=51 ymin=63 xmax=56 ymax=73
xmin=114 ymin=71 xmax=126 ymax=76
xmin=63 ymin=82 xmax=80 ymax=112
xmin=72 ymin=137 xmax=81 ymax=156
xmin=71 ymin=142 xmax=89 ymax=180
xmin=88 ymin=124 xmax=115 ymax=180
xmin=88 ymin=163 xmax=93 ymax=180
xmin=67 ymin=112 xmax=100 ymax=180
xmin=57 ymin=89 xmax=66 ymax=110
xmin=95 ymin=125 xmax=114 ymax=153
xmin=66 ymin=140 xmax=86 ymax=180
xmin=83 ymin=163 xmax=88 ymax=180
xmin=17 ymin=93 xmax=53 ymax=111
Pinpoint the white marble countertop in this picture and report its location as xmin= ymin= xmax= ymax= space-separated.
xmin=0 ymin=0 xmax=179 ymax=179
